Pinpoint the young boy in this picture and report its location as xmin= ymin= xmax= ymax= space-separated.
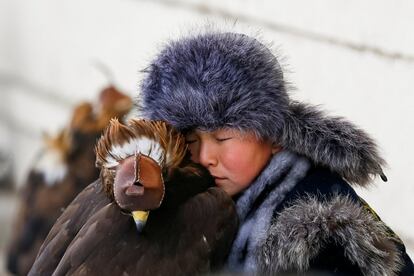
xmin=139 ymin=31 xmax=414 ymax=275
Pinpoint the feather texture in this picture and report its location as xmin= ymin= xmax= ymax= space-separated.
xmin=7 ymin=86 xmax=132 ymax=276
xmin=29 ymin=119 xmax=239 ymax=276
xmin=95 ymin=119 xmax=187 ymax=199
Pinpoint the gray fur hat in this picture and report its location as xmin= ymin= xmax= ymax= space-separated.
xmin=140 ymin=31 xmax=386 ymax=186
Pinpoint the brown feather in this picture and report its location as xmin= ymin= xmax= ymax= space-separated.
xmin=29 ymin=119 xmax=238 ymax=276
xmin=42 ymin=127 xmax=72 ymax=161
xmin=30 ymin=175 xmax=238 ymax=276
xmin=30 ymin=180 xmax=111 ymax=276
xmin=70 ymin=86 xmax=132 ymax=133
xmin=95 ymin=119 xmax=189 ymax=199
xmin=7 ymin=87 xmax=133 ymax=276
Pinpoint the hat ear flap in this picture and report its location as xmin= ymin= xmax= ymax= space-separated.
xmin=281 ymin=101 xmax=386 ymax=186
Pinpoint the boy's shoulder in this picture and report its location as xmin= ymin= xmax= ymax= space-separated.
xmin=260 ymin=165 xmax=414 ymax=275
xmin=276 ymin=165 xmax=360 ymax=213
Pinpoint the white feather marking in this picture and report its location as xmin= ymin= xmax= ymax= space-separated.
xmin=166 ymin=152 xmax=172 ymax=165
xmin=33 ymin=149 xmax=68 ymax=186
xmin=105 ymin=137 xmax=164 ymax=168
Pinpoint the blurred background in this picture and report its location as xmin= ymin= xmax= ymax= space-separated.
xmin=1 ymin=0 xmax=413 ymax=274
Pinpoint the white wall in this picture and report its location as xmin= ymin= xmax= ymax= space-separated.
xmin=1 ymin=0 xmax=413 ymax=257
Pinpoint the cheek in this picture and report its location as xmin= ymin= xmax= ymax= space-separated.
xmin=221 ymin=146 xmax=257 ymax=177
xmin=222 ymin=151 xmax=249 ymax=171
xmin=222 ymin=143 xmax=272 ymax=184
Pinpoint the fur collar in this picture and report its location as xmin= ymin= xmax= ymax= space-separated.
xmin=227 ymin=151 xmax=311 ymax=271
xmin=257 ymin=194 xmax=403 ymax=275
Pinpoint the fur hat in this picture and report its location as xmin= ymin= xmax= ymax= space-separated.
xmin=139 ymin=31 xmax=386 ymax=186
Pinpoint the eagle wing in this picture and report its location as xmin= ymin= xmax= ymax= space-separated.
xmin=52 ymin=202 xmax=133 ymax=275
xmin=50 ymin=187 xmax=238 ymax=276
xmin=29 ymin=179 xmax=110 ymax=275
xmin=30 ymin=167 xmax=239 ymax=276
xmin=172 ymin=186 xmax=239 ymax=271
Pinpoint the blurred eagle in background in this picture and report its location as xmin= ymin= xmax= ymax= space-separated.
xmin=6 ymin=86 xmax=133 ymax=275
xmin=29 ymin=119 xmax=238 ymax=276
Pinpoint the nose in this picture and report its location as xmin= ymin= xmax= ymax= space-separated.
xmin=198 ymin=140 xmax=218 ymax=168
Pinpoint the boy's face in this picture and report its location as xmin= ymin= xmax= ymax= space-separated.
xmin=185 ymin=128 xmax=280 ymax=196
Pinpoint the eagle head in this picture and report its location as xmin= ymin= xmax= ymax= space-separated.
xmin=70 ymin=86 xmax=133 ymax=133
xmin=95 ymin=119 xmax=188 ymax=212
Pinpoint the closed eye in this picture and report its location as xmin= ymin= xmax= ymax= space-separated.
xmin=216 ymin=137 xmax=232 ymax=142
xmin=185 ymin=139 xmax=197 ymax=144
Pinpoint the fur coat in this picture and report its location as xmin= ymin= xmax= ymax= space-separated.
xmin=225 ymin=149 xmax=414 ymax=276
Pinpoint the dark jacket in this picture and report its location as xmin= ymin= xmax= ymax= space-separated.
xmin=253 ymin=164 xmax=414 ymax=275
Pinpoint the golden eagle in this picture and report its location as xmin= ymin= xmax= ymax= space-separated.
xmin=29 ymin=119 xmax=238 ymax=275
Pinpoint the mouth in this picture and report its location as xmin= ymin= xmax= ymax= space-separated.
xmin=212 ymin=176 xmax=227 ymax=186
